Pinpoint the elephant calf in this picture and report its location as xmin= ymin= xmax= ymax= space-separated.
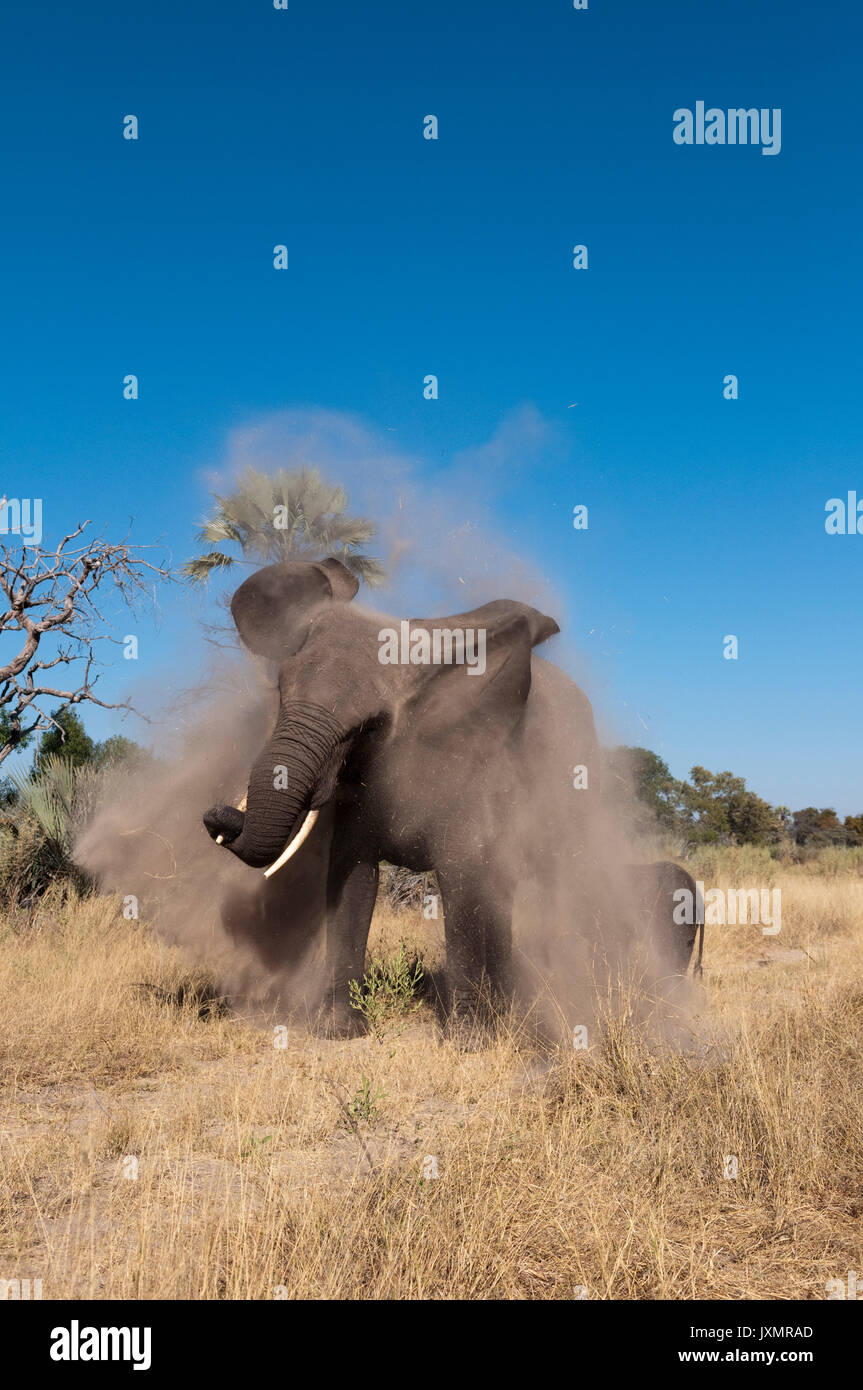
xmin=625 ymin=861 xmax=704 ymax=977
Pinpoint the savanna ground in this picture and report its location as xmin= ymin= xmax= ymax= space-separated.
xmin=1 ymin=845 xmax=861 ymax=1300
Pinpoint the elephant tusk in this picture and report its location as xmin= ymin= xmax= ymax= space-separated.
xmin=263 ymin=809 xmax=319 ymax=879
xmin=216 ymin=794 xmax=248 ymax=846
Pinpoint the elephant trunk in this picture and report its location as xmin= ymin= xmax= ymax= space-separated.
xmin=206 ymin=701 xmax=348 ymax=869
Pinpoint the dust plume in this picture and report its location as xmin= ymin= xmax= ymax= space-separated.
xmin=76 ymin=408 xmax=693 ymax=1042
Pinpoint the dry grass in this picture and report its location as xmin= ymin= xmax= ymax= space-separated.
xmin=1 ymin=858 xmax=861 ymax=1301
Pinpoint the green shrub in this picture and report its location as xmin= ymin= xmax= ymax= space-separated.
xmin=345 ymin=1076 xmax=385 ymax=1125
xmin=0 ymin=756 xmax=102 ymax=904
xmin=349 ymin=942 xmax=424 ymax=1046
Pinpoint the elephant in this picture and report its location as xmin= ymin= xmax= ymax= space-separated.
xmin=625 ymin=861 xmax=704 ymax=978
xmin=203 ymin=556 xmax=604 ymax=1037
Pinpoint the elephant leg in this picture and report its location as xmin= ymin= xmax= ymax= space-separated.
xmin=317 ymin=825 xmax=379 ymax=1038
xmin=484 ymin=908 xmax=514 ymax=1006
xmin=438 ymin=870 xmax=514 ymax=1029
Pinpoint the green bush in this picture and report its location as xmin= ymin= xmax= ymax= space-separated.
xmin=349 ymin=942 xmax=424 ymax=1045
xmin=0 ymin=756 xmax=102 ymax=905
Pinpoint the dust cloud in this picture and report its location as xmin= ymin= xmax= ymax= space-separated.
xmin=76 ymin=409 xmax=694 ymax=1042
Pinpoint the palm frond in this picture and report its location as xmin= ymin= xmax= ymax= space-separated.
xmin=7 ymin=755 xmax=102 ymax=849
xmin=180 ymin=552 xmax=238 ymax=583
xmin=196 ymin=516 xmax=243 ymax=546
xmin=184 ymin=465 xmax=388 ymax=588
xmin=342 ymin=554 xmax=387 ymax=589
xmin=318 ymin=517 xmax=377 ymax=549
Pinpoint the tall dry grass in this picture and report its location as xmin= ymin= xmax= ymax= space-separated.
xmin=1 ymin=854 xmax=861 ymax=1300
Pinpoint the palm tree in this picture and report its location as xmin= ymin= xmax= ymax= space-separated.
xmin=7 ymin=754 xmax=102 ymax=854
xmin=181 ymin=466 xmax=386 ymax=588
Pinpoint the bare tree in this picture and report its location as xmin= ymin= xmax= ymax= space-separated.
xmin=0 ymin=520 xmax=170 ymax=766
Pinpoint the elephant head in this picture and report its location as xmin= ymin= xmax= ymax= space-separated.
xmin=203 ymin=558 xmax=560 ymax=871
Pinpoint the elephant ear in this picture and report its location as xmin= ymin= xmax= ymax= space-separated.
xmin=230 ymin=558 xmax=359 ymax=661
xmin=418 ymin=599 xmax=559 ymax=648
xmin=316 ymin=556 xmax=361 ymax=601
xmin=403 ymin=599 xmax=559 ymax=739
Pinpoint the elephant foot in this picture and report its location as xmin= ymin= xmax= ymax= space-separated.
xmin=313 ymin=999 xmax=366 ymax=1040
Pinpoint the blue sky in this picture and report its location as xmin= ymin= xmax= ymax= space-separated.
xmin=1 ymin=0 xmax=861 ymax=813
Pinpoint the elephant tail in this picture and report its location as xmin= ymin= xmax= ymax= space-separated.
xmin=694 ymin=916 xmax=705 ymax=978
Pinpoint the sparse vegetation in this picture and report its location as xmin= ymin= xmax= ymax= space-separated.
xmin=0 ymin=850 xmax=860 ymax=1299
xmin=0 ymin=728 xmax=149 ymax=907
xmin=379 ymin=862 xmax=437 ymax=914
xmin=345 ymin=1077 xmax=386 ymax=1126
xmin=348 ymin=941 xmax=424 ymax=1046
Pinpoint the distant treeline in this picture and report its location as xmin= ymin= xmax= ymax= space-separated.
xmin=3 ymin=715 xmax=859 ymax=852
xmin=607 ymin=747 xmax=863 ymax=848
xmin=0 ymin=708 xmax=145 ymax=806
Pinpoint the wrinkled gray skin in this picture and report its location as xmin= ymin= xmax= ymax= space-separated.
xmin=203 ymin=558 xmax=696 ymax=1037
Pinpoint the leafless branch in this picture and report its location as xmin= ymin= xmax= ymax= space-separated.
xmin=0 ymin=522 xmax=172 ymax=764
